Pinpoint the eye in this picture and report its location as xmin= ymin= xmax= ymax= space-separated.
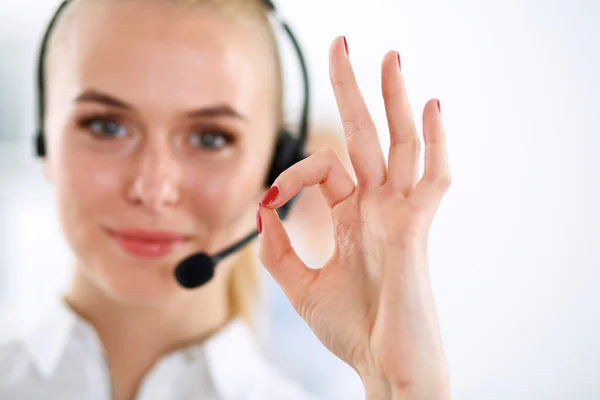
xmin=83 ymin=118 xmax=128 ymax=138
xmin=189 ymin=130 xmax=233 ymax=150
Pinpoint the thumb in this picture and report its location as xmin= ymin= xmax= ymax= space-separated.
xmin=256 ymin=205 xmax=318 ymax=311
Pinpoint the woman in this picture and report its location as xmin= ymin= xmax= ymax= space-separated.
xmin=0 ymin=0 xmax=452 ymax=399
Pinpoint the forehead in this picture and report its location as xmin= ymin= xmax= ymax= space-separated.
xmin=48 ymin=0 xmax=275 ymax=113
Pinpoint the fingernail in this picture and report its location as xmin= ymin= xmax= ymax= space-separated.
xmin=397 ymin=52 xmax=401 ymax=70
xmin=260 ymin=186 xmax=279 ymax=206
xmin=343 ymin=36 xmax=349 ymax=56
xmin=437 ymin=99 xmax=441 ymax=113
xmin=256 ymin=205 xmax=263 ymax=234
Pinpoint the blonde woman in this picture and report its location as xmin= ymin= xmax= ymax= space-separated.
xmin=0 ymin=0 xmax=452 ymax=399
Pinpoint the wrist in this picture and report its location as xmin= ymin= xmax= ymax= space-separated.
xmin=362 ymin=375 xmax=397 ymax=400
xmin=361 ymin=372 xmax=451 ymax=400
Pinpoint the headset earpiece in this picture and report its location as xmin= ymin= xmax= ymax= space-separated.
xmin=266 ymin=129 xmax=306 ymax=220
xmin=265 ymin=130 xmax=303 ymax=187
xmin=35 ymin=131 xmax=46 ymax=157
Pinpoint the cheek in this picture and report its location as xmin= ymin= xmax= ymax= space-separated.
xmin=182 ymin=155 xmax=269 ymax=235
xmin=54 ymin=153 xmax=126 ymax=247
xmin=184 ymin=169 xmax=261 ymax=225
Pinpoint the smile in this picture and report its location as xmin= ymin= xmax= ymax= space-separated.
xmin=106 ymin=229 xmax=191 ymax=259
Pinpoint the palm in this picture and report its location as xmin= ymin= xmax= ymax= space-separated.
xmin=257 ymin=37 xmax=451 ymax=389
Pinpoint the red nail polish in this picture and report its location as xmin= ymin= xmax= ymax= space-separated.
xmin=437 ymin=99 xmax=441 ymax=113
xmin=397 ymin=52 xmax=401 ymax=70
xmin=260 ymin=186 xmax=279 ymax=206
xmin=256 ymin=205 xmax=262 ymax=234
xmin=343 ymin=36 xmax=349 ymax=56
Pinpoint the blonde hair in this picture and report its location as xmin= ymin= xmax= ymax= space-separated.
xmin=228 ymin=245 xmax=261 ymax=328
xmin=47 ymin=0 xmax=286 ymax=327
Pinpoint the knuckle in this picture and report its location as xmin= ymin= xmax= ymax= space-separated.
xmin=272 ymin=243 xmax=295 ymax=267
xmin=395 ymin=207 xmax=424 ymax=236
xmin=275 ymin=168 xmax=301 ymax=193
xmin=329 ymin=71 xmax=349 ymax=90
xmin=382 ymin=222 xmax=424 ymax=248
xmin=429 ymin=174 xmax=452 ymax=191
xmin=342 ymin=116 xmax=373 ymax=139
xmin=318 ymin=147 xmax=341 ymax=165
xmin=390 ymin=131 xmax=421 ymax=152
xmin=275 ymin=166 xmax=293 ymax=185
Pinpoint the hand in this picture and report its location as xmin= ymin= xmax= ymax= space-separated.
xmin=256 ymin=36 xmax=451 ymax=399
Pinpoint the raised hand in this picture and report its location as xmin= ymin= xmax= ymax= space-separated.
xmin=257 ymin=36 xmax=451 ymax=399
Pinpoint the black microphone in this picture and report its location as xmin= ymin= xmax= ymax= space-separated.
xmin=174 ymin=229 xmax=259 ymax=289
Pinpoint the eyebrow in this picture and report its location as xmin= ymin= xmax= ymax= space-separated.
xmin=74 ymin=90 xmax=132 ymax=110
xmin=73 ymin=89 xmax=247 ymax=121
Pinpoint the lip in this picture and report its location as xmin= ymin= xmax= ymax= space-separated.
xmin=106 ymin=228 xmax=191 ymax=259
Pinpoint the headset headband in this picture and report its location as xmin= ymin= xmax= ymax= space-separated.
xmin=34 ymin=0 xmax=310 ymax=161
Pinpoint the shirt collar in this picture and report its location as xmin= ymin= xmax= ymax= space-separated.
xmin=21 ymin=298 xmax=86 ymax=378
xmin=202 ymin=318 xmax=273 ymax=399
xmin=21 ymin=298 xmax=271 ymax=399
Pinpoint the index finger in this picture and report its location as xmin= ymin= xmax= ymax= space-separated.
xmin=329 ymin=36 xmax=386 ymax=188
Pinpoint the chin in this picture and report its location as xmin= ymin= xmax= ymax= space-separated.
xmin=90 ymin=255 xmax=184 ymax=306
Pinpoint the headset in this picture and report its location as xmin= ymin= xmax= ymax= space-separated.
xmin=34 ymin=0 xmax=310 ymax=289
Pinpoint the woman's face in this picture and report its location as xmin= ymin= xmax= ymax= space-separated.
xmin=43 ymin=0 xmax=279 ymax=304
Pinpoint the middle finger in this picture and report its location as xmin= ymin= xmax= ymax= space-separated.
xmin=329 ymin=36 xmax=386 ymax=188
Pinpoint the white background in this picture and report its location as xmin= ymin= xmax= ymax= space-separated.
xmin=1 ymin=0 xmax=599 ymax=399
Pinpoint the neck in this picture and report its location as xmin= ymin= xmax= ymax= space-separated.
xmin=65 ymin=267 xmax=231 ymax=400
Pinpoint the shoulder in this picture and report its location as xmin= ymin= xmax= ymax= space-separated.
xmin=0 ymin=337 xmax=28 ymax=370
xmin=0 ymin=336 xmax=39 ymax=394
xmin=0 ymin=313 xmax=36 ymax=385
xmin=0 ymin=301 xmax=87 ymax=398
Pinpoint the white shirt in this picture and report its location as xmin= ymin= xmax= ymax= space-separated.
xmin=0 ymin=300 xmax=315 ymax=399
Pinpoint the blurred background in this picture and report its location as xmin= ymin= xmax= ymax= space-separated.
xmin=1 ymin=0 xmax=599 ymax=399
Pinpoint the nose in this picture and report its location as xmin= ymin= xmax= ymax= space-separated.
xmin=128 ymin=141 xmax=181 ymax=212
